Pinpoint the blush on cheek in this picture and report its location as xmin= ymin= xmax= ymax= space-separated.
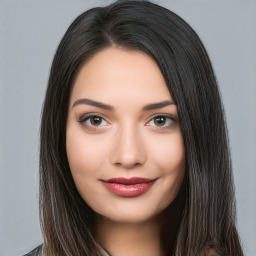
xmin=66 ymin=132 xmax=108 ymax=179
xmin=66 ymin=135 xmax=88 ymax=177
xmin=154 ymin=137 xmax=184 ymax=173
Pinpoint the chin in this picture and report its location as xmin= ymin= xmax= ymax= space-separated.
xmin=93 ymin=198 xmax=171 ymax=224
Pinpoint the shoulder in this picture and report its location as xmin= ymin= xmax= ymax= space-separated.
xmin=23 ymin=244 xmax=43 ymax=256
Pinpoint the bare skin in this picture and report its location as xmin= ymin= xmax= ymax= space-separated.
xmin=95 ymin=214 xmax=164 ymax=256
xmin=66 ymin=47 xmax=185 ymax=256
xmin=94 ymin=184 xmax=186 ymax=256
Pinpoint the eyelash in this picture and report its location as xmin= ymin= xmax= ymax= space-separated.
xmin=78 ymin=113 xmax=177 ymax=130
xmin=78 ymin=113 xmax=108 ymax=130
xmin=146 ymin=115 xmax=176 ymax=129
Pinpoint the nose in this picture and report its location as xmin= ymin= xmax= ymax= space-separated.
xmin=110 ymin=125 xmax=146 ymax=169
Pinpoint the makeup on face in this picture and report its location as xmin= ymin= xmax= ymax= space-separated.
xmin=101 ymin=177 xmax=159 ymax=197
xmin=66 ymin=47 xmax=185 ymax=223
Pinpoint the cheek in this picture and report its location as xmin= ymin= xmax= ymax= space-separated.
xmin=151 ymin=133 xmax=185 ymax=210
xmin=66 ymin=133 xmax=90 ymax=176
xmin=66 ymin=127 xmax=112 ymax=212
xmin=150 ymin=132 xmax=185 ymax=201
xmin=66 ymin=128 xmax=97 ymax=176
xmin=165 ymin=137 xmax=184 ymax=173
xmin=66 ymin=125 xmax=111 ymax=182
xmin=66 ymin=130 xmax=100 ymax=204
xmin=149 ymin=132 xmax=185 ymax=174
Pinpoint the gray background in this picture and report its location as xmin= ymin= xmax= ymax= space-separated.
xmin=0 ymin=0 xmax=255 ymax=255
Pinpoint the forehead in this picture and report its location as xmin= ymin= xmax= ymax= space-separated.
xmin=70 ymin=47 xmax=172 ymax=104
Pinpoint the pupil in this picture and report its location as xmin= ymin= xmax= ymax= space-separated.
xmin=154 ymin=116 xmax=166 ymax=126
xmin=90 ymin=116 xmax=102 ymax=125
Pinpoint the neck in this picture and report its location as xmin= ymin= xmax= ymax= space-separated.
xmin=95 ymin=214 xmax=164 ymax=256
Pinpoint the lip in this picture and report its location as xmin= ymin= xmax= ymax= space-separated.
xmin=101 ymin=177 xmax=157 ymax=197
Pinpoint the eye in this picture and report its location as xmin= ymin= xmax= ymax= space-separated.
xmin=79 ymin=114 xmax=108 ymax=128
xmin=147 ymin=115 xmax=175 ymax=128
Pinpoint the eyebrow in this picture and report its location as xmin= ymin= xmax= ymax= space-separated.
xmin=71 ymin=98 xmax=175 ymax=111
xmin=142 ymin=100 xmax=175 ymax=111
xmin=72 ymin=98 xmax=114 ymax=110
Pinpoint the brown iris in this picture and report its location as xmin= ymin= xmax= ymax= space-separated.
xmin=154 ymin=116 xmax=166 ymax=126
xmin=89 ymin=116 xmax=103 ymax=126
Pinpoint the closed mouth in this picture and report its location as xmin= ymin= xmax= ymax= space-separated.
xmin=101 ymin=177 xmax=158 ymax=197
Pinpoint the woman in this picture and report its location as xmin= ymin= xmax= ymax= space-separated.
xmin=26 ymin=0 xmax=244 ymax=255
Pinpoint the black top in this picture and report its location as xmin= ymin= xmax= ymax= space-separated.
xmin=23 ymin=245 xmax=42 ymax=256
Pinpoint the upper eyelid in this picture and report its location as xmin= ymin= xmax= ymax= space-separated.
xmin=78 ymin=112 xmax=108 ymax=122
xmin=146 ymin=113 xmax=177 ymax=122
xmin=78 ymin=113 xmax=109 ymax=130
xmin=78 ymin=112 xmax=176 ymax=126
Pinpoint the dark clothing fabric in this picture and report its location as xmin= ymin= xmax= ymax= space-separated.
xmin=23 ymin=245 xmax=42 ymax=256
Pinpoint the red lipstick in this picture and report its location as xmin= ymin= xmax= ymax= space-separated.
xmin=101 ymin=177 xmax=157 ymax=197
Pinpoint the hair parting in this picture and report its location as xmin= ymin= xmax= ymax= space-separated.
xmin=39 ymin=1 xmax=243 ymax=255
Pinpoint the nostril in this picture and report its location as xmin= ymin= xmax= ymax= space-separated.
xmin=110 ymin=131 xmax=147 ymax=168
xmin=115 ymin=161 xmax=142 ymax=169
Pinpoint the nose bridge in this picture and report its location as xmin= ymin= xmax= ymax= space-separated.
xmin=110 ymin=122 xmax=146 ymax=168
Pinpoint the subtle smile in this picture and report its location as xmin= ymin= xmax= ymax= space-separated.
xmin=101 ymin=177 xmax=158 ymax=197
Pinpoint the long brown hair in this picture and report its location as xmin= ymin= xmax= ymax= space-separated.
xmin=39 ymin=1 xmax=244 ymax=255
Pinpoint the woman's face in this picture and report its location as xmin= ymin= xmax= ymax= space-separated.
xmin=66 ymin=47 xmax=185 ymax=223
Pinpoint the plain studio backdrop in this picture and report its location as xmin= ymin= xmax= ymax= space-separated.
xmin=0 ymin=0 xmax=255 ymax=255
